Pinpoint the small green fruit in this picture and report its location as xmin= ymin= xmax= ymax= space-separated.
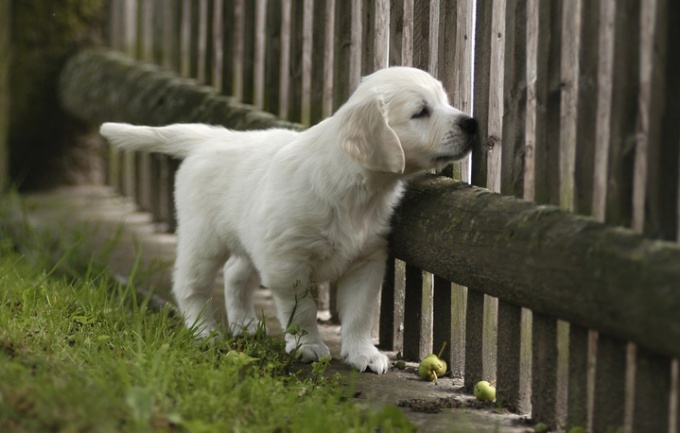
xmin=473 ymin=380 xmax=496 ymax=401
xmin=418 ymin=354 xmax=447 ymax=381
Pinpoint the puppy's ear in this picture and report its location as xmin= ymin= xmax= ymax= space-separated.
xmin=337 ymin=95 xmax=405 ymax=174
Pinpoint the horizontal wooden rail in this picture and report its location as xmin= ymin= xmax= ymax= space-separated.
xmin=60 ymin=49 xmax=680 ymax=360
xmin=392 ymin=175 xmax=680 ymax=359
xmin=59 ymin=49 xmax=302 ymax=131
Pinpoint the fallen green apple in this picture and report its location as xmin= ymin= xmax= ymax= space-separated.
xmin=473 ymin=380 xmax=496 ymax=401
xmin=418 ymin=354 xmax=447 ymax=381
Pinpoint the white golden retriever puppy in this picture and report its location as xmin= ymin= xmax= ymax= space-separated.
xmin=100 ymin=67 xmax=476 ymax=374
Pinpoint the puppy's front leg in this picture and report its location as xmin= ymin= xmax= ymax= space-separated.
xmin=336 ymin=255 xmax=390 ymax=374
xmin=271 ymin=288 xmax=330 ymax=362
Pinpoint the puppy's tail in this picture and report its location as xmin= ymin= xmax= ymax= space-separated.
xmin=100 ymin=122 xmax=225 ymax=159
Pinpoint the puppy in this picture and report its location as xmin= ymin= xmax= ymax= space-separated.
xmin=100 ymin=66 xmax=476 ymax=374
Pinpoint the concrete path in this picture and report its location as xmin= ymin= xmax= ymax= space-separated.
xmin=22 ymin=185 xmax=533 ymax=433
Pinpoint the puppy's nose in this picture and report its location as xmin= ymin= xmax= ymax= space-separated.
xmin=458 ymin=116 xmax=478 ymax=135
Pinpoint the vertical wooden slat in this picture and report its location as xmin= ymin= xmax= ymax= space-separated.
xmin=321 ymin=0 xmax=335 ymax=118
xmin=449 ymin=282 xmax=466 ymax=379
xmin=631 ymin=2 xmax=676 ymax=432
xmin=278 ymin=0 xmax=291 ymax=118
xmin=497 ymin=301 xmax=523 ymax=412
xmin=604 ymin=0 xmax=640 ymax=227
xmin=432 ymin=277 xmax=452 ymax=372
xmin=392 ymin=259 xmax=406 ymax=356
xmin=592 ymin=336 xmax=628 ymax=433
xmin=136 ymin=0 xmax=154 ymax=213
xmin=412 ymin=0 xmax=430 ymax=72
xmin=309 ymin=0 xmax=330 ymax=124
xmin=121 ymin=0 xmax=137 ymax=200
xmin=464 ymin=288 xmax=485 ymax=391
xmin=402 ymin=264 xmax=423 ymax=361
xmin=232 ymin=0 xmax=245 ymax=99
xmin=211 ymin=0 xmax=224 ymax=92
xmin=286 ymin=0 xmax=304 ymax=122
xmin=373 ymin=0 xmax=389 ymax=72
xmin=533 ymin=0 xmax=561 ymax=206
xmin=643 ymin=0 xmax=680 ymax=241
xmin=179 ymin=0 xmax=191 ymax=77
xmin=471 ymin=0 xmax=492 ymax=188
xmin=332 ymin=0 xmax=360 ymax=110
xmin=532 ymin=312 xmax=558 ymax=428
xmin=379 ymin=256 xmax=396 ymax=351
xmin=252 ymin=0 xmax=267 ymax=107
xmin=495 ymin=0 xmax=527 ymax=414
xmin=263 ymin=0 xmax=282 ymax=115
xmin=241 ymin=1 xmax=255 ymax=104
xmin=566 ymin=325 xmax=590 ymax=431
xmin=196 ymin=0 xmax=209 ymax=83
xmin=388 ymin=0 xmax=403 ymax=66
xmin=299 ymin=0 xmax=313 ymax=124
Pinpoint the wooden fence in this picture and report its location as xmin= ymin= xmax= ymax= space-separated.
xmin=96 ymin=0 xmax=679 ymax=431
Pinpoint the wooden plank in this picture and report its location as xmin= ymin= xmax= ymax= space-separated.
xmin=379 ymin=256 xmax=396 ymax=350
xmin=450 ymin=282 xmax=466 ymax=379
xmin=402 ymin=264 xmax=423 ymax=361
xmin=486 ymin=0 xmax=505 ymax=194
xmin=432 ymin=276 xmax=452 ymax=373
xmin=604 ymin=0 xmax=640 ymax=227
xmin=251 ymin=0 xmax=267 ymax=108
xmin=464 ymin=288 xmax=485 ymax=390
xmin=278 ymin=0 xmax=291 ymax=117
xmin=566 ymin=325 xmax=590 ymax=430
xmin=299 ymin=0 xmax=313 ymax=124
xmin=388 ymin=0 xmax=403 ymax=66
xmin=188 ymin=0 xmax=200 ymax=79
xmin=573 ymin=0 xmax=600 ymax=216
xmin=211 ymin=0 xmax=224 ymax=92
xmin=232 ymin=0 xmax=245 ymax=98
xmin=643 ymin=0 xmax=680 ymax=241
xmin=393 ymin=259 xmax=406 ymax=356
xmin=196 ymin=0 xmax=209 ymax=83
xmin=140 ymin=0 xmax=154 ymax=63
xmin=241 ymin=0 xmax=255 ymax=104
xmin=220 ymin=0 xmax=235 ymax=96
xmin=559 ymin=0 xmax=579 ymax=211
xmin=533 ymin=0 xmax=561 ymax=206
xmin=412 ymin=0 xmax=430 ymax=72
xmin=309 ymin=0 xmax=330 ymax=124
xmin=500 ymin=0 xmax=527 ymax=198
xmin=373 ymin=0 xmax=389 ymax=72
xmin=633 ymin=347 xmax=671 ymax=433
xmin=531 ymin=312 xmax=558 ymax=428
xmin=263 ymin=0 xmax=282 ymax=115
xmin=471 ymin=0 xmax=492 ymax=187
xmin=321 ymin=0 xmax=335 ymax=117
xmin=497 ymin=301 xmax=523 ymax=412
xmin=179 ymin=0 xmax=191 ymax=77
xmin=441 ymin=0 xmax=472 ymax=181
xmin=286 ymin=0 xmax=304 ymax=123
xmin=592 ymin=335 xmax=627 ymax=433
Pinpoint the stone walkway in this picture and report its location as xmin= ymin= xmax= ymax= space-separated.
xmin=23 ymin=185 xmax=534 ymax=433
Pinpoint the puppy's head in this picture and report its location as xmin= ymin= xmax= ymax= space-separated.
xmin=336 ymin=67 xmax=476 ymax=174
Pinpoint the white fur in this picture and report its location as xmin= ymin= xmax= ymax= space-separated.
xmin=100 ymin=67 xmax=475 ymax=374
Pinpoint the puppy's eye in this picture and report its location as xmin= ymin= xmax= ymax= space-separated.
xmin=412 ymin=106 xmax=430 ymax=119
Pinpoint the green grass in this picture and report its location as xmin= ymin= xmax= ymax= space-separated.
xmin=0 ymin=199 xmax=414 ymax=433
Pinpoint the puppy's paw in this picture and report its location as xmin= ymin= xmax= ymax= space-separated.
xmin=342 ymin=345 xmax=390 ymax=374
xmin=286 ymin=339 xmax=331 ymax=363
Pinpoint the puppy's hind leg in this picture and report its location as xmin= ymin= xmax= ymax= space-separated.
xmin=173 ymin=244 xmax=226 ymax=339
xmin=223 ymin=256 xmax=262 ymax=336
